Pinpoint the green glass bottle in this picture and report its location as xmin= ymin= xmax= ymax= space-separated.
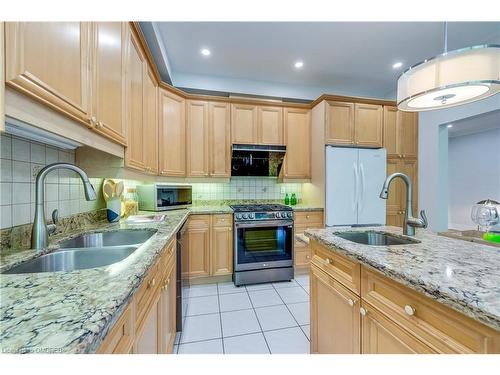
xmin=290 ymin=193 xmax=297 ymax=206
xmin=284 ymin=193 xmax=290 ymax=205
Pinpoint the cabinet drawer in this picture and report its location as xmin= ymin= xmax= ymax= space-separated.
xmin=294 ymin=211 xmax=323 ymax=226
xmin=310 ymin=240 xmax=360 ymax=295
xmin=188 ymin=215 xmax=211 ymax=229
xmin=361 ymin=267 xmax=500 ymax=353
xmin=97 ymin=302 xmax=134 ymax=354
xmin=295 ymin=246 xmax=311 ymax=267
xmin=160 ymin=238 xmax=176 ymax=276
xmin=135 ymin=261 xmax=160 ymax=329
xmin=212 ymin=214 xmax=233 ymax=227
xmin=295 ymin=223 xmax=322 ymax=235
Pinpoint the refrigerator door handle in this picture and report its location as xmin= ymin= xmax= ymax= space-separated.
xmin=359 ymin=162 xmax=365 ymax=213
xmin=353 ymin=162 xmax=358 ymax=212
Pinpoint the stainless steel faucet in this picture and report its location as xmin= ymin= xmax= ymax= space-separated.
xmin=31 ymin=163 xmax=97 ymax=250
xmin=379 ymin=172 xmax=428 ymax=236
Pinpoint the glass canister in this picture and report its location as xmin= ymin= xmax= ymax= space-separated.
xmin=123 ymin=187 xmax=139 ymax=217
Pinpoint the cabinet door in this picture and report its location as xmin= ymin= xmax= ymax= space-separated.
xmin=325 ymin=101 xmax=354 ymax=145
xmin=211 ymin=225 xmax=233 ymax=276
xmin=398 ymin=111 xmax=418 ymax=159
xmin=386 ymin=157 xmax=403 ymax=226
xmin=283 ymin=108 xmax=311 ymax=179
xmin=159 ymin=89 xmax=186 ymax=176
xmin=187 ymin=216 xmax=211 ymax=278
xmin=209 ymin=102 xmax=231 ymax=177
xmin=310 ymin=264 xmax=360 ymax=354
xmin=187 ymin=100 xmax=210 ymax=177
xmin=361 ymin=302 xmax=434 ymax=354
xmin=258 ymin=106 xmax=283 ymax=145
xmin=354 ymin=103 xmax=383 ymax=148
xmin=383 ymin=106 xmax=398 ymax=157
xmin=125 ymin=29 xmax=145 ymax=171
xmin=5 ymin=22 xmax=91 ymax=124
xmin=91 ymin=22 xmax=126 ymax=145
xmin=134 ymin=291 xmax=160 ymax=354
xmin=159 ymin=264 xmax=176 ymax=353
xmin=231 ymin=103 xmax=257 ymax=144
xmin=143 ymin=68 xmax=159 ymax=174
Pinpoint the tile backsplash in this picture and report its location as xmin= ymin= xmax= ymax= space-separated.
xmin=191 ymin=177 xmax=302 ymax=202
xmin=0 ymin=133 xmax=104 ymax=229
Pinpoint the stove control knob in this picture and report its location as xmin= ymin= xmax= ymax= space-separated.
xmin=249 ymin=213 xmax=255 ymax=219
xmin=287 ymin=212 xmax=293 ymax=218
xmin=278 ymin=212 xmax=284 ymax=218
xmin=243 ymin=213 xmax=248 ymax=219
xmin=236 ymin=214 xmax=242 ymax=220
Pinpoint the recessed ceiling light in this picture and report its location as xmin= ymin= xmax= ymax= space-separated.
xmin=447 ymin=124 xmax=453 ymax=128
xmin=392 ymin=61 xmax=403 ymax=69
xmin=294 ymin=61 xmax=304 ymax=69
xmin=201 ymin=48 xmax=211 ymax=56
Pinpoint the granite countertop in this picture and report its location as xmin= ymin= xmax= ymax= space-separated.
xmin=0 ymin=202 xmax=324 ymax=354
xmin=0 ymin=209 xmax=191 ymax=354
xmin=305 ymin=226 xmax=500 ymax=331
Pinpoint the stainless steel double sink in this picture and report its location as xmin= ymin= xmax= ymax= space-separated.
xmin=333 ymin=230 xmax=420 ymax=246
xmin=2 ymin=229 xmax=157 ymax=275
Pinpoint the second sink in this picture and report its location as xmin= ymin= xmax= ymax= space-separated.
xmin=58 ymin=229 xmax=157 ymax=249
xmin=333 ymin=231 xmax=421 ymax=246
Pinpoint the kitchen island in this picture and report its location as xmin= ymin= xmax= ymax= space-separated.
xmin=305 ymin=226 xmax=500 ymax=353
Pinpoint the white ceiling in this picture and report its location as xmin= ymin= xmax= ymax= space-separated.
xmin=150 ymin=22 xmax=500 ymax=100
xmin=448 ymin=109 xmax=500 ymax=138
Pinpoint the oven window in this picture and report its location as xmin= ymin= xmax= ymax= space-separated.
xmin=236 ymin=225 xmax=292 ymax=264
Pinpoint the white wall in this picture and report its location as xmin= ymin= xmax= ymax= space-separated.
xmin=448 ymin=128 xmax=500 ymax=230
xmin=418 ymin=94 xmax=500 ymax=232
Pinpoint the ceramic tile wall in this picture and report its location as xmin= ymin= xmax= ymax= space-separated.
xmin=0 ymin=133 xmax=104 ymax=229
xmin=191 ymin=177 xmax=302 ymax=202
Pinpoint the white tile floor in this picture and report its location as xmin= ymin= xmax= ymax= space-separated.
xmin=174 ymin=274 xmax=310 ymax=354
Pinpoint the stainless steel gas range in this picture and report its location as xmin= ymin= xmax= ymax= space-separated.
xmin=230 ymin=204 xmax=294 ymax=286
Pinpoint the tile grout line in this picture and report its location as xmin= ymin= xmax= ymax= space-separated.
xmin=216 ymin=283 xmax=225 ymax=354
xmin=247 ymin=286 xmax=272 ymax=354
xmin=272 ymin=283 xmax=310 ymax=343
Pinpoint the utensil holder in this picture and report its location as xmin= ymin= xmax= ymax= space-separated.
xmin=106 ymin=197 xmax=121 ymax=223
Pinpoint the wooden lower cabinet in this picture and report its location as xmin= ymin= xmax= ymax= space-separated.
xmin=310 ymin=263 xmax=360 ymax=354
xmin=186 ymin=214 xmax=233 ymax=279
xmin=361 ymin=301 xmax=434 ymax=354
xmin=97 ymin=239 xmax=177 ymax=354
xmin=310 ymin=240 xmax=500 ymax=354
xmin=187 ymin=215 xmax=211 ymax=278
xmin=134 ymin=287 xmax=161 ymax=354
xmin=159 ymin=258 xmax=176 ymax=353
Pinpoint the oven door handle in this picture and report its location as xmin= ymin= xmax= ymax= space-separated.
xmin=234 ymin=220 xmax=294 ymax=229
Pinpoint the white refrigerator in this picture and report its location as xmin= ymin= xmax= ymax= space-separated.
xmin=325 ymin=146 xmax=387 ymax=226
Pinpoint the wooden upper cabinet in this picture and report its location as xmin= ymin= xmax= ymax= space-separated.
xmin=325 ymin=101 xmax=354 ymax=145
xmin=124 ymin=29 xmax=145 ymax=171
xmin=187 ymin=100 xmax=210 ymax=177
xmin=283 ymin=108 xmax=311 ymax=179
xmin=143 ymin=68 xmax=159 ymax=174
xmin=5 ymin=22 xmax=91 ymax=124
xmin=258 ymin=106 xmax=283 ymax=145
xmin=209 ymin=102 xmax=231 ymax=177
xmin=398 ymin=111 xmax=418 ymax=158
xmin=159 ymin=89 xmax=186 ymax=177
xmin=91 ymin=22 xmax=126 ymax=145
xmin=311 ymin=264 xmax=360 ymax=354
xmin=231 ymin=103 xmax=258 ymax=144
xmin=383 ymin=106 xmax=398 ymax=157
xmin=354 ymin=103 xmax=383 ymax=148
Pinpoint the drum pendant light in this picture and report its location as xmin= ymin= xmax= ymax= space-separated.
xmin=397 ymin=23 xmax=500 ymax=112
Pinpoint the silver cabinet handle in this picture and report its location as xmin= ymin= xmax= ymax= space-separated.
xmin=359 ymin=307 xmax=367 ymax=316
xmin=348 ymin=299 xmax=354 ymax=307
xmin=404 ymin=304 xmax=416 ymax=316
xmin=324 ymin=258 xmax=332 ymax=265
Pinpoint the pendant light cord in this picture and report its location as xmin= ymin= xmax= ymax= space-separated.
xmin=443 ymin=21 xmax=448 ymax=54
